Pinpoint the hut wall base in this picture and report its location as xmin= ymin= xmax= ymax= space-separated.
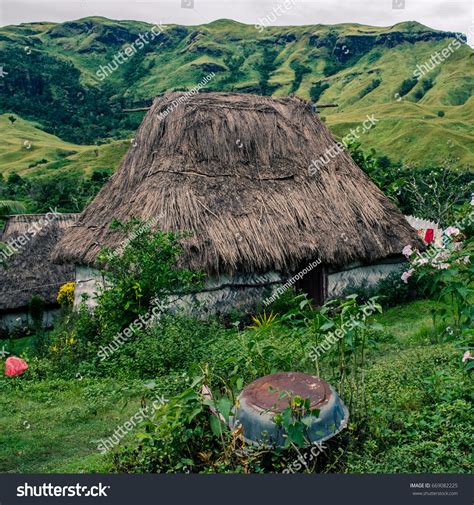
xmin=327 ymin=258 xmax=405 ymax=298
xmin=74 ymin=266 xmax=107 ymax=308
xmin=0 ymin=308 xmax=61 ymax=331
xmin=73 ymin=267 xmax=283 ymax=315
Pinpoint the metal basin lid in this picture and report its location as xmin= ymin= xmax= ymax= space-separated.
xmin=232 ymin=372 xmax=349 ymax=447
xmin=240 ymin=371 xmax=331 ymax=413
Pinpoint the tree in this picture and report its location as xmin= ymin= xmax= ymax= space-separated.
xmin=0 ymin=199 xmax=26 ymax=219
xmin=8 ymin=115 xmax=16 ymax=125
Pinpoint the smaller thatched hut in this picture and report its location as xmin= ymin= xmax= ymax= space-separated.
xmin=0 ymin=213 xmax=78 ymax=330
xmin=53 ymin=92 xmax=421 ymax=314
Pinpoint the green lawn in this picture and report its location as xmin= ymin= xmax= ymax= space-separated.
xmin=0 ymin=378 xmax=144 ymax=473
xmin=0 ymin=299 xmax=471 ymax=473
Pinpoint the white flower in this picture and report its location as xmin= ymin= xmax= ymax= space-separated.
xmin=444 ymin=226 xmax=460 ymax=237
xmin=402 ymin=245 xmax=413 ymax=258
xmin=433 ymin=250 xmax=450 ymax=263
xmin=462 ymin=350 xmax=473 ymax=363
xmin=401 ymin=269 xmax=414 ymax=283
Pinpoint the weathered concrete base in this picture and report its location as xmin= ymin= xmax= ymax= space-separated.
xmin=327 ymin=258 xmax=405 ymax=299
xmin=73 ymin=267 xmax=283 ymax=315
xmin=73 ymin=257 xmax=405 ymax=315
xmin=74 ymin=266 xmax=108 ymax=308
xmin=0 ymin=308 xmax=61 ymax=331
xmin=166 ymin=272 xmax=284 ymax=317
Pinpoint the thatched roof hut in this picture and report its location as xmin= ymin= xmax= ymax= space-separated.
xmin=54 ymin=92 xmax=418 ymax=270
xmin=53 ymin=92 xmax=420 ymax=309
xmin=0 ymin=213 xmax=78 ymax=316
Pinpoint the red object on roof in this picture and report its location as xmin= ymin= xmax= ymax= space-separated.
xmin=5 ymin=357 xmax=28 ymax=377
xmin=424 ymin=229 xmax=434 ymax=243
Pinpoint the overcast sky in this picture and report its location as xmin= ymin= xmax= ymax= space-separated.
xmin=1 ymin=0 xmax=472 ymax=43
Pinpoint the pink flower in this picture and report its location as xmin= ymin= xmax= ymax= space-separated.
xmin=436 ymin=250 xmax=450 ymax=261
xmin=444 ymin=226 xmax=460 ymax=237
xmin=5 ymin=357 xmax=28 ymax=377
xmin=401 ymin=269 xmax=414 ymax=283
xmin=402 ymin=245 xmax=413 ymax=258
xmin=462 ymin=351 xmax=473 ymax=363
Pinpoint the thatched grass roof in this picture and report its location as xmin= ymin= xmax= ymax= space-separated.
xmin=53 ymin=92 xmax=420 ymax=274
xmin=0 ymin=214 xmax=78 ymax=311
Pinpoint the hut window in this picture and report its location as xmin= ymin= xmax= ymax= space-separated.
xmin=294 ymin=262 xmax=327 ymax=306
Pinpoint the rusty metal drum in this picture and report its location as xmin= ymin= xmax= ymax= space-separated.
xmin=230 ymin=372 xmax=349 ymax=447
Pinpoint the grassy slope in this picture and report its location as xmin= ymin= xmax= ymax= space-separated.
xmin=0 ymin=114 xmax=128 ymax=178
xmin=0 ymin=17 xmax=472 ymax=177
xmin=0 ymin=299 xmax=471 ymax=473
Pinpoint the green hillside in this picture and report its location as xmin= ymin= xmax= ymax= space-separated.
xmin=0 ymin=16 xmax=472 ymax=175
xmin=0 ymin=114 xmax=128 ymax=178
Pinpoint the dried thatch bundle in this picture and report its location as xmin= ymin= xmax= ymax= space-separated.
xmin=53 ymin=92 xmax=420 ymax=274
xmin=0 ymin=214 xmax=78 ymax=311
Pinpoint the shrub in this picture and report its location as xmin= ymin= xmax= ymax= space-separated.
xmin=101 ymin=316 xmax=226 ymax=379
xmin=344 ymin=344 xmax=472 ymax=473
xmin=57 ymin=282 xmax=75 ymax=306
xmin=344 ymin=270 xmax=430 ymax=308
xmin=437 ymin=110 xmax=445 ymax=117
xmin=397 ymin=77 xmax=417 ymax=97
xmin=289 ymin=60 xmax=311 ymax=94
xmin=403 ymin=226 xmax=473 ymax=333
xmin=358 ymin=78 xmax=381 ymax=99
xmin=95 ymin=219 xmax=204 ymax=336
xmin=346 ymin=141 xmax=474 ymax=226
xmin=413 ymin=78 xmax=434 ymax=101
xmin=309 ymin=81 xmax=329 ymax=102
xmin=28 ymin=295 xmax=45 ymax=327
xmin=34 ymin=222 xmax=205 ymax=378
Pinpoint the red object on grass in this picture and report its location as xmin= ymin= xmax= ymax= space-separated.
xmin=424 ymin=229 xmax=434 ymax=243
xmin=5 ymin=357 xmax=28 ymax=377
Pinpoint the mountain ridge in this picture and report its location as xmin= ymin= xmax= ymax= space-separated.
xmin=0 ymin=16 xmax=472 ymax=177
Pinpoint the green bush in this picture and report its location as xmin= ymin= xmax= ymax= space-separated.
xmin=358 ymin=78 xmax=381 ymax=99
xmin=344 ymin=345 xmax=472 ymax=473
xmin=309 ymin=81 xmax=329 ymax=102
xmin=397 ymin=77 xmax=417 ymax=97
xmin=96 ymin=219 xmax=203 ymax=334
xmin=102 ymin=316 xmax=226 ymax=379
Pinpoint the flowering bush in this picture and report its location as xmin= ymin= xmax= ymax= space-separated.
xmin=401 ymin=211 xmax=473 ymax=332
xmin=57 ymin=282 xmax=75 ymax=306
